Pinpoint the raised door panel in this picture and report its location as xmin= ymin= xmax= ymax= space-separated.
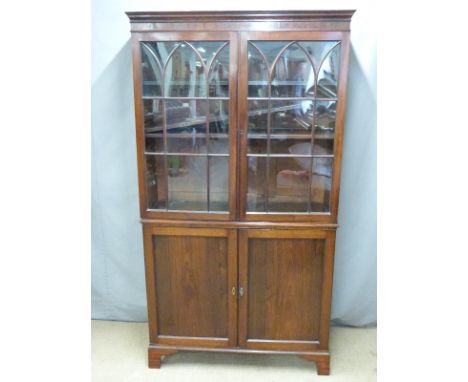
xmin=239 ymin=229 xmax=335 ymax=351
xmin=143 ymin=226 xmax=237 ymax=348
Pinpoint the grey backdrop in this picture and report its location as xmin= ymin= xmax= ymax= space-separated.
xmin=91 ymin=4 xmax=376 ymax=327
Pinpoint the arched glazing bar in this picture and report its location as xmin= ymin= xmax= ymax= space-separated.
xmin=246 ymin=40 xmax=340 ymax=213
xmin=207 ymin=42 xmax=229 ymax=98
xmin=141 ymin=42 xmax=164 ymax=97
xmin=144 ymin=40 xmax=230 ymax=211
xmin=315 ymin=42 xmax=341 ymax=99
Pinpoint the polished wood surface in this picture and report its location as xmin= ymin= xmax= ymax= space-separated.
xmin=129 ymin=10 xmax=354 ymax=376
xmin=126 ymin=10 xmax=355 ymax=33
xmin=153 ymin=235 xmax=228 ymax=338
xmin=238 ymin=229 xmax=328 ymax=352
xmin=247 ymin=238 xmax=324 ymax=341
xmin=144 ymin=226 xmax=237 ymax=348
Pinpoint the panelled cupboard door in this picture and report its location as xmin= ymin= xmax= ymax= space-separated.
xmin=143 ymin=226 xmax=238 ymax=348
xmin=132 ymin=32 xmax=238 ymax=221
xmin=238 ymin=229 xmax=336 ymax=351
xmin=238 ymin=31 xmax=351 ymax=222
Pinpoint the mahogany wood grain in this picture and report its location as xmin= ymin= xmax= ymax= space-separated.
xmin=127 ymin=10 xmax=355 ymax=33
xmin=148 ymin=347 xmax=177 ymax=368
xmin=319 ymin=230 xmax=337 ymax=349
xmin=141 ymin=219 xmax=338 ymax=229
xmin=302 ymin=353 xmax=331 ymax=375
xmin=153 ymin=235 xmax=228 ymax=338
xmin=145 ymin=226 xmax=237 ymax=348
xmin=148 ymin=344 xmax=330 ymax=373
xmin=329 ymin=33 xmax=351 ymax=220
xmin=239 ymin=229 xmax=326 ymax=351
xmin=128 ymin=10 xmax=355 ymax=376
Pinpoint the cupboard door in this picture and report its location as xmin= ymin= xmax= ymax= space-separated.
xmin=238 ymin=229 xmax=335 ymax=351
xmin=143 ymin=226 xmax=238 ymax=347
xmin=133 ymin=32 xmax=238 ymax=220
xmin=239 ymin=31 xmax=350 ymax=222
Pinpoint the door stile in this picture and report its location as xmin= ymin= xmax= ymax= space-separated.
xmin=237 ymin=229 xmax=249 ymax=347
xmin=227 ymin=229 xmax=239 ymax=346
xmin=227 ymin=32 xmax=239 ymax=221
xmin=237 ymin=32 xmax=249 ymax=221
xmin=143 ymin=225 xmax=158 ymax=343
xmin=318 ymin=229 xmax=336 ymax=349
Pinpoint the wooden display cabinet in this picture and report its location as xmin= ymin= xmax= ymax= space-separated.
xmin=127 ymin=10 xmax=354 ymax=375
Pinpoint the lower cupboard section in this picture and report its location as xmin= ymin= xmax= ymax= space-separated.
xmin=143 ymin=224 xmax=336 ymax=352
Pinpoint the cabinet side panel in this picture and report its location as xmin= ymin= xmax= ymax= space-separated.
xmin=153 ymin=235 xmax=228 ymax=338
xmin=247 ymin=237 xmax=324 ymax=341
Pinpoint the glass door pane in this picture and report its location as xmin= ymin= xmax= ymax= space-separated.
xmin=141 ymin=40 xmax=231 ymax=213
xmin=246 ymin=40 xmax=341 ymax=214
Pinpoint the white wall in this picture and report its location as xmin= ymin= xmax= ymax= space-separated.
xmin=91 ymin=0 xmax=376 ymax=325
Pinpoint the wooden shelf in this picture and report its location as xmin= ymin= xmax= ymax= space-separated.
xmin=146 ymin=133 xmax=229 ymax=139
xmin=248 ymin=132 xmax=334 ymax=140
xmin=145 ymin=115 xmax=229 ymax=132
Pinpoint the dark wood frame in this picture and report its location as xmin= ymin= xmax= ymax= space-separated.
xmin=238 ymin=229 xmax=336 ymax=351
xmin=132 ymin=31 xmax=238 ymax=221
xmin=128 ymin=10 xmax=355 ymax=376
xmin=238 ymin=31 xmax=350 ymax=222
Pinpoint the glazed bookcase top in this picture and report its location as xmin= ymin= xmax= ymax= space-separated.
xmin=129 ymin=10 xmax=353 ymax=222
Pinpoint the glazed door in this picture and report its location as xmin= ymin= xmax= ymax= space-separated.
xmin=238 ymin=31 xmax=350 ymax=222
xmin=238 ymin=229 xmax=335 ymax=350
xmin=133 ymin=32 xmax=238 ymax=220
xmin=143 ymin=226 xmax=238 ymax=347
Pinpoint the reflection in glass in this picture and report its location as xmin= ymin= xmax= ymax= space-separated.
xmin=190 ymin=41 xmax=226 ymax=65
xmin=271 ymin=138 xmax=312 ymax=154
xmin=253 ymin=41 xmax=288 ymax=68
xmin=139 ymin=40 xmax=231 ymax=214
xmin=208 ymin=44 xmax=229 ymax=97
xmin=209 ymin=157 xmax=229 ymax=211
xmin=208 ymin=100 xmax=229 ymax=154
xmin=146 ymin=155 xmax=167 ymax=209
xmin=141 ymin=43 xmax=163 ymax=97
xmin=167 ymin=134 xmax=207 ymax=154
xmin=270 ymin=100 xmax=314 ymax=134
xmin=299 ymin=41 xmax=339 ymax=71
xmin=209 ymin=100 xmax=229 ymax=135
xmin=248 ymin=137 xmax=315 ymax=155
xmin=248 ymin=137 xmax=333 ymax=156
xmin=310 ymin=157 xmax=332 ymax=212
xmin=144 ymin=99 xmax=164 ymax=153
xmin=244 ymin=40 xmax=339 ymax=214
xmin=166 ymin=99 xmax=206 ymax=130
xmin=316 ymin=101 xmax=336 ymax=130
xmin=247 ymin=156 xmax=267 ymax=212
xmin=248 ymin=100 xmax=268 ymax=134
xmin=165 ymin=100 xmax=207 ymax=153
xmin=314 ymin=100 xmax=336 ymax=155
xmin=167 ymin=155 xmax=207 ymax=211
xmin=165 ymin=43 xmax=207 ymax=97
xmin=271 ymin=43 xmax=315 ymax=98
xmin=317 ymin=44 xmax=341 ymax=98
xmin=268 ymin=157 xmax=310 ymax=212
xmin=148 ymin=42 xmax=180 ymax=66
xmin=247 ymin=137 xmax=267 ymax=154
xmin=248 ymin=43 xmax=269 ymax=97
